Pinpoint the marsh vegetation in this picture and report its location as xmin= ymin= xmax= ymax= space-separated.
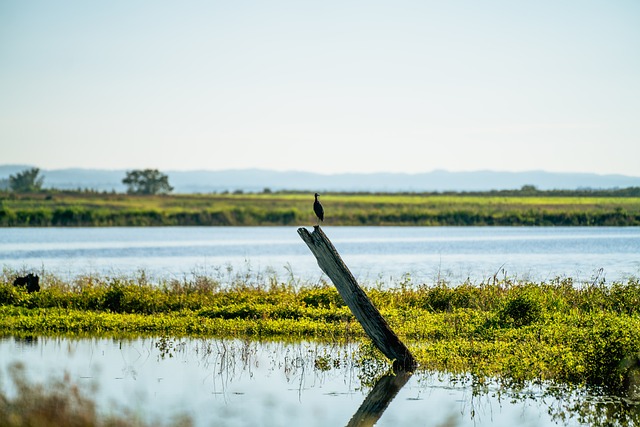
xmin=1 ymin=271 xmax=640 ymax=398
xmin=1 ymin=189 xmax=639 ymax=226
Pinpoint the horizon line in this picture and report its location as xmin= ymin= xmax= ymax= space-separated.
xmin=1 ymin=164 xmax=639 ymax=179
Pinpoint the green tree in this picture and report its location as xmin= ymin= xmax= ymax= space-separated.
xmin=9 ymin=168 xmax=44 ymax=193
xmin=122 ymin=169 xmax=173 ymax=195
xmin=518 ymin=185 xmax=539 ymax=195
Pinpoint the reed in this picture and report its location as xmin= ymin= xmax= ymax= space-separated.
xmin=0 ymin=362 xmax=192 ymax=427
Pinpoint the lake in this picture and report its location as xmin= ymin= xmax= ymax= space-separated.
xmin=1 ymin=226 xmax=639 ymax=285
xmin=1 ymin=226 xmax=639 ymax=426
xmin=0 ymin=336 xmax=625 ymax=427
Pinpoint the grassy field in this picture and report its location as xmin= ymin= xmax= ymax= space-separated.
xmin=2 ymin=272 xmax=640 ymax=397
xmin=2 ymin=189 xmax=640 ymax=226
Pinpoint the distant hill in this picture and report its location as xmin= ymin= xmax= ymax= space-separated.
xmin=1 ymin=165 xmax=640 ymax=193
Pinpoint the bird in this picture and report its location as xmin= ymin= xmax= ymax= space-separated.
xmin=313 ymin=192 xmax=324 ymax=225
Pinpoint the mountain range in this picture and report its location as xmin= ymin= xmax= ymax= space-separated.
xmin=1 ymin=165 xmax=639 ymax=193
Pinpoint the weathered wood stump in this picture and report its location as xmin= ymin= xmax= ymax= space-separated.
xmin=298 ymin=226 xmax=417 ymax=370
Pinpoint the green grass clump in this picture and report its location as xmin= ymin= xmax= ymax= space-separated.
xmin=1 ymin=273 xmax=640 ymax=395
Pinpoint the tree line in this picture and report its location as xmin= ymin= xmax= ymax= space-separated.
xmin=3 ymin=167 xmax=640 ymax=198
xmin=3 ymin=168 xmax=173 ymax=195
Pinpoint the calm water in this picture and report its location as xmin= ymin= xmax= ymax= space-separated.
xmin=1 ymin=226 xmax=639 ymax=284
xmin=1 ymin=227 xmax=639 ymax=425
xmin=0 ymin=336 xmax=620 ymax=427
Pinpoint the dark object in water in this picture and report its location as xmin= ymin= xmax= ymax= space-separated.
xmin=13 ymin=273 xmax=40 ymax=293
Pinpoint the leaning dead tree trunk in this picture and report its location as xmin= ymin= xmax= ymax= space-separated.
xmin=298 ymin=226 xmax=417 ymax=370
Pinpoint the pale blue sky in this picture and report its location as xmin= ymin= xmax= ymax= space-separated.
xmin=1 ymin=1 xmax=639 ymax=175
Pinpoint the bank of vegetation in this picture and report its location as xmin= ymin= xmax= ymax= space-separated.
xmin=1 ymin=273 xmax=640 ymax=397
xmin=1 ymin=188 xmax=640 ymax=226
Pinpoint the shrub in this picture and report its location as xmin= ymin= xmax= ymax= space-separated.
xmin=498 ymin=292 xmax=543 ymax=328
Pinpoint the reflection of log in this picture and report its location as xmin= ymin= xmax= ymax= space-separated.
xmin=298 ymin=226 xmax=417 ymax=370
xmin=346 ymin=369 xmax=413 ymax=427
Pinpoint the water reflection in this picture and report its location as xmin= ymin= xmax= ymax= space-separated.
xmin=0 ymin=336 xmax=638 ymax=426
xmin=13 ymin=335 xmax=38 ymax=347
xmin=347 ymin=369 xmax=412 ymax=427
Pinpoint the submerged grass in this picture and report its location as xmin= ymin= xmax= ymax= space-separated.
xmin=1 ymin=271 xmax=640 ymax=397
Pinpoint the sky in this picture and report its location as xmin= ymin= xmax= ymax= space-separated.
xmin=1 ymin=1 xmax=639 ymax=176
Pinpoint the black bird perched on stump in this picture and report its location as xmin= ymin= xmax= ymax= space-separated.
xmin=313 ymin=193 xmax=324 ymax=225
